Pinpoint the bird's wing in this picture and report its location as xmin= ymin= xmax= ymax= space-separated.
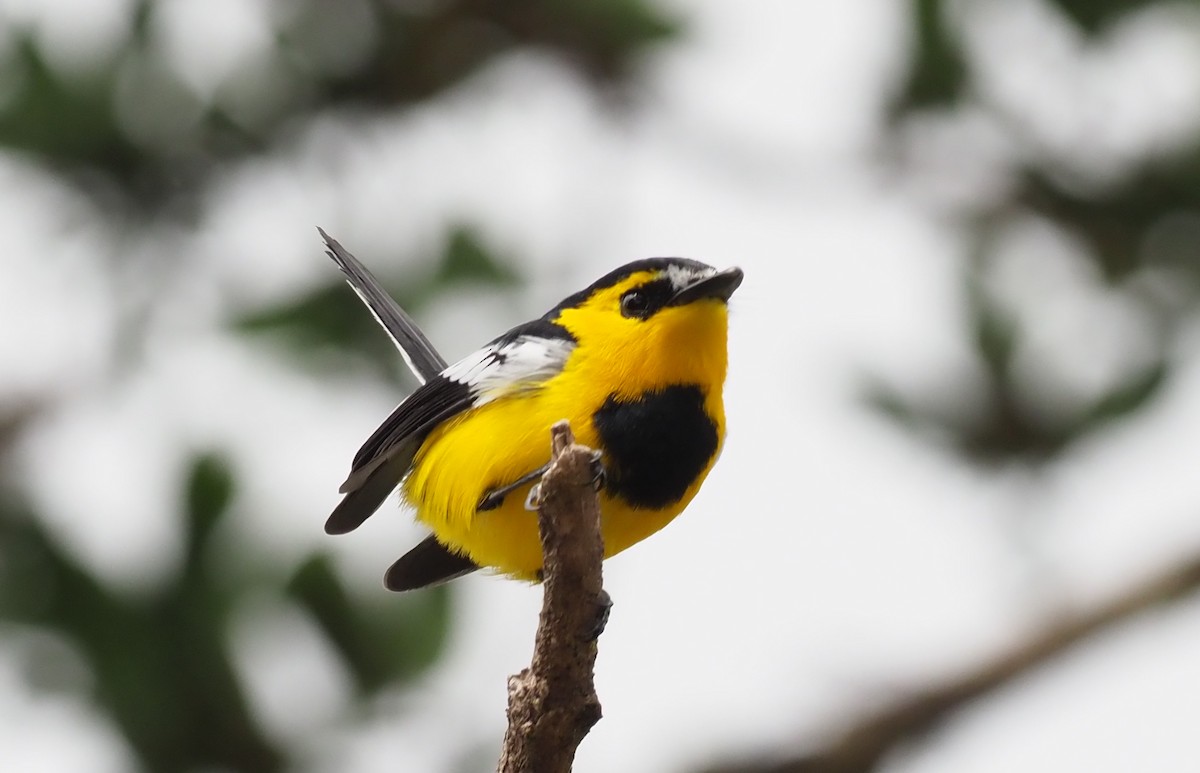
xmin=318 ymin=227 xmax=447 ymax=383
xmin=325 ymin=319 xmax=577 ymax=535
xmin=325 ymin=375 xmax=472 ymax=535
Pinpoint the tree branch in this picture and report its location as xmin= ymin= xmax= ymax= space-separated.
xmin=702 ymin=552 xmax=1200 ymax=773
xmin=498 ymin=421 xmax=608 ymax=773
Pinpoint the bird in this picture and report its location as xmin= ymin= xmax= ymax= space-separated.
xmin=319 ymin=228 xmax=741 ymax=591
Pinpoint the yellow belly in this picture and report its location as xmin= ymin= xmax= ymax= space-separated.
xmin=401 ymin=381 xmax=722 ymax=580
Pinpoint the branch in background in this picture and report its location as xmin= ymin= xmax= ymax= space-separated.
xmin=497 ymin=421 xmax=608 ymax=773
xmin=702 ymin=552 xmax=1200 ymax=773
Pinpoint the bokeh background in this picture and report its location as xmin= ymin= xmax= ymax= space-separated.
xmin=3 ymin=1 xmax=1200 ymax=771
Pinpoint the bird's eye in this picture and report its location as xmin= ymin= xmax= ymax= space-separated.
xmin=620 ymin=290 xmax=650 ymax=318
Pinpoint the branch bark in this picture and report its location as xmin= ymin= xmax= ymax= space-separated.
xmin=497 ymin=421 xmax=607 ymax=773
xmin=702 ymin=552 xmax=1200 ymax=773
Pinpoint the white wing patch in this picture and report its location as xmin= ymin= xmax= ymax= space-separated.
xmin=443 ymin=335 xmax=575 ymax=406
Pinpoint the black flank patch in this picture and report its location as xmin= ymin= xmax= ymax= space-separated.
xmin=592 ymin=385 xmax=718 ymax=509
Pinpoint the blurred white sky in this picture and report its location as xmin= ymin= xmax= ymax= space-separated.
xmin=4 ymin=1 xmax=1200 ymax=772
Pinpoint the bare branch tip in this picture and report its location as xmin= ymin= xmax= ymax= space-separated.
xmin=550 ymin=420 xmax=575 ymax=457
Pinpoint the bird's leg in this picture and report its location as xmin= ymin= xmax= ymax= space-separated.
xmin=525 ymin=451 xmax=607 ymax=510
xmin=477 ymin=463 xmax=551 ymax=511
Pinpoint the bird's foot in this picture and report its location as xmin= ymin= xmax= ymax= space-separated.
xmin=525 ymin=452 xmax=603 ymax=510
xmin=585 ymin=589 xmax=613 ymax=641
xmin=588 ymin=450 xmax=606 ymax=492
xmin=524 ymin=482 xmax=542 ymax=511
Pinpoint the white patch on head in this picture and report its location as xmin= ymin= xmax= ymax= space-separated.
xmin=444 ymin=336 xmax=575 ymax=406
xmin=664 ymin=263 xmax=717 ymax=294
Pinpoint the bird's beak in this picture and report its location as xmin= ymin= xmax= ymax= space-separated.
xmin=669 ymin=267 xmax=744 ymax=306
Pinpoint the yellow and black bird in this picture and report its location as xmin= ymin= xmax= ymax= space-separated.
xmin=320 ymin=229 xmax=741 ymax=591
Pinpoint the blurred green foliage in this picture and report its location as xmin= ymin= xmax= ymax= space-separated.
xmin=4 ymin=0 xmax=1200 ymax=770
xmin=1053 ymin=0 xmax=1166 ymax=31
xmin=892 ymin=0 xmax=967 ymax=114
xmin=0 ymin=452 xmax=455 ymax=773
xmin=288 ymin=555 xmax=453 ymax=693
xmin=1 ymin=455 xmax=281 ymax=773
xmin=0 ymin=0 xmax=677 ymax=771
xmin=873 ymin=0 xmax=1200 ymax=467
xmin=0 ymin=0 xmax=678 ymax=209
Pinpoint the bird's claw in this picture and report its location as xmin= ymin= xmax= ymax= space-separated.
xmin=523 ymin=483 xmax=542 ymax=511
xmin=589 ymin=451 xmax=606 ymax=492
xmin=585 ymin=589 xmax=613 ymax=641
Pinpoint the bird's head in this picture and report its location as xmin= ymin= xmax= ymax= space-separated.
xmin=551 ymin=258 xmax=742 ymax=391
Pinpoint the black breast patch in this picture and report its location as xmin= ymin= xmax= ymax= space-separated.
xmin=592 ymin=385 xmax=719 ymax=509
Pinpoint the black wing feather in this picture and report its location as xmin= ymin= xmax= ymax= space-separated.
xmin=324 ymin=375 xmax=473 ymax=535
xmin=347 ymin=375 xmax=472 ymax=477
xmin=324 ymin=443 xmax=419 ymax=535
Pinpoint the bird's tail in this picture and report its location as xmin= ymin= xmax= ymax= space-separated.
xmin=318 ymin=227 xmax=447 ymax=382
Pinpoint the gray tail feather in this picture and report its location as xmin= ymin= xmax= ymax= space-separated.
xmin=318 ymin=227 xmax=447 ymax=382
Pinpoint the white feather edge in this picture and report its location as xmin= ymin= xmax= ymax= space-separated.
xmin=443 ymin=336 xmax=576 ymax=406
xmin=339 ymin=281 xmax=433 ymax=384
